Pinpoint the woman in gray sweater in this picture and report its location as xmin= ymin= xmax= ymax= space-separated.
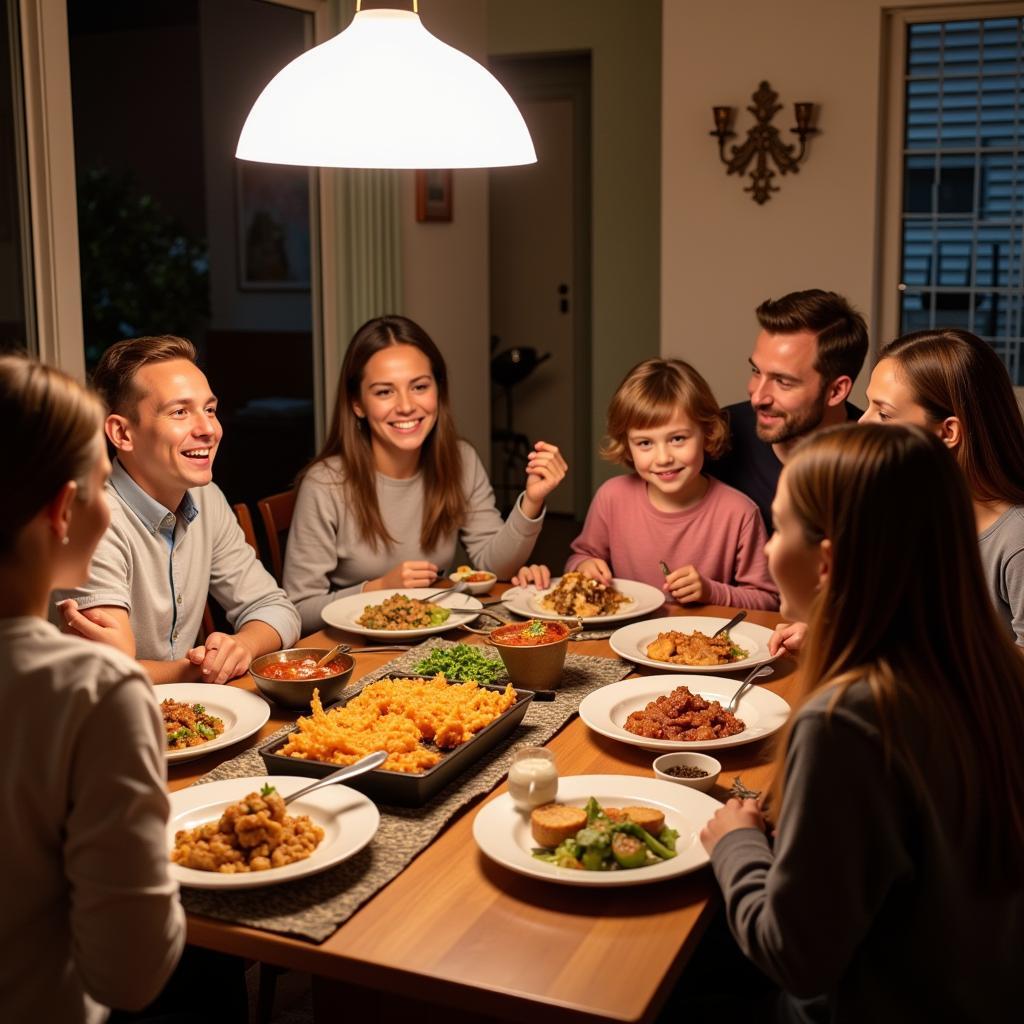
xmin=284 ymin=315 xmax=567 ymax=632
xmin=702 ymin=423 xmax=1024 ymax=1022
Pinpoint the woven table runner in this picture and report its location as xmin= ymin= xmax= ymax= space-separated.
xmin=180 ymin=638 xmax=633 ymax=942
xmin=477 ymin=599 xmax=616 ymax=640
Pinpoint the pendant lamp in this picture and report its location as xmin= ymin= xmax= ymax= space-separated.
xmin=236 ymin=2 xmax=536 ymax=169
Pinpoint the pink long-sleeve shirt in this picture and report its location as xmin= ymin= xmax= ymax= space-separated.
xmin=566 ymin=474 xmax=779 ymax=610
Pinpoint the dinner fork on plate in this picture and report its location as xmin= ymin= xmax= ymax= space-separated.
xmin=725 ymin=663 xmax=774 ymax=715
xmin=418 ymin=580 xmax=470 ymax=603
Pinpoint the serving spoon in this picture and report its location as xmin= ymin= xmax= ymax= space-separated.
xmin=314 ymin=643 xmax=348 ymax=669
xmin=282 ymin=749 xmax=388 ymax=806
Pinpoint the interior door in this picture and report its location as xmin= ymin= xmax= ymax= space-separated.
xmin=490 ymin=96 xmax=575 ymax=515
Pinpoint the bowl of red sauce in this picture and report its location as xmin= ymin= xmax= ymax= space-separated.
xmin=449 ymin=566 xmax=498 ymax=595
xmin=485 ymin=619 xmax=581 ymax=690
xmin=249 ymin=648 xmax=355 ymax=710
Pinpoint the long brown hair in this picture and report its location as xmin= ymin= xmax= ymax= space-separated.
xmin=878 ymin=328 xmax=1024 ymax=505
xmin=770 ymin=423 xmax=1024 ymax=886
xmin=0 ymin=355 xmax=104 ymax=556
xmin=303 ymin=315 xmax=465 ymax=550
xmin=600 ymin=358 xmax=728 ymax=466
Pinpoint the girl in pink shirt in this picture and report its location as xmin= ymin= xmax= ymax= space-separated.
xmin=565 ymin=359 xmax=778 ymax=610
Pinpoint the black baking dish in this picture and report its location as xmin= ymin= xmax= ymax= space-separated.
xmin=258 ymin=676 xmax=534 ymax=805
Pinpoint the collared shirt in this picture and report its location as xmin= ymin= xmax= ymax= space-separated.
xmin=56 ymin=460 xmax=300 ymax=660
xmin=107 ymin=464 xmax=200 ymax=652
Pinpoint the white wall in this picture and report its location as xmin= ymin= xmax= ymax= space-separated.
xmin=661 ymin=0 xmax=980 ymax=408
xmin=488 ymin=0 xmax=662 ymax=490
xmin=395 ymin=1 xmax=662 ymax=485
xmin=401 ymin=1 xmax=492 ymax=464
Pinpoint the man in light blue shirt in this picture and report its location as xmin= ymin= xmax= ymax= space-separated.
xmin=57 ymin=335 xmax=300 ymax=683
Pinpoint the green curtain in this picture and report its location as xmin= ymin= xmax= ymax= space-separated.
xmin=330 ymin=0 xmax=404 ymax=344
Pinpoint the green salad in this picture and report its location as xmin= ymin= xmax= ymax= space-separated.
xmin=533 ymin=797 xmax=679 ymax=871
xmin=415 ymin=643 xmax=506 ymax=684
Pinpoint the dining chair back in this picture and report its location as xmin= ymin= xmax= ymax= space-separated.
xmin=201 ymin=502 xmax=260 ymax=641
xmin=233 ymin=501 xmax=258 ymax=553
xmin=257 ymin=489 xmax=296 ymax=583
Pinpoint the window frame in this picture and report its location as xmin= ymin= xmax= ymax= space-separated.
xmin=880 ymin=1 xmax=1024 ymax=394
xmin=16 ymin=0 xmax=338 ymax=446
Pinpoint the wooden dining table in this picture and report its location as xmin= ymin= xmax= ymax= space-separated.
xmin=169 ymin=595 xmax=795 ymax=1023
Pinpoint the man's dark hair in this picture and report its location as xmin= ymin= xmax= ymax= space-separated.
xmin=756 ymin=289 xmax=868 ymax=385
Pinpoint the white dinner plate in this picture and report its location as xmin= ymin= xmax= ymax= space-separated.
xmin=609 ymin=615 xmax=780 ymax=673
xmin=160 ymin=684 xmax=270 ymax=764
xmin=578 ymin=674 xmax=791 ymax=752
xmin=168 ymin=775 xmax=380 ymax=890
xmin=501 ymin=577 xmax=665 ymax=625
xmin=473 ymin=773 xmax=720 ymax=886
xmin=321 ymin=588 xmax=484 ymax=639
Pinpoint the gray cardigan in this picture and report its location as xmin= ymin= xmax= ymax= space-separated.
xmin=711 ymin=681 xmax=1023 ymax=1023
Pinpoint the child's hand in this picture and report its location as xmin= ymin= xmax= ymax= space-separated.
xmin=577 ymin=557 xmax=613 ymax=586
xmin=521 ymin=441 xmax=567 ymax=518
xmin=769 ymin=621 xmax=807 ymax=656
xmin=512 ymin=564 xmax=551 ymax=588
xmin=664 ymin=564 xmax=708 ymax=604
xmin=699 ymin=798 xmax=765 ymax=854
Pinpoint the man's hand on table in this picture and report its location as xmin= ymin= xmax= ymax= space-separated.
xmin=187 ymin=631 xmax=255 ymax=684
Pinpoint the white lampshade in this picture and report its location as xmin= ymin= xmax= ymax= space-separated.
xmin=236 ymin=9 xmax=536 ymax=169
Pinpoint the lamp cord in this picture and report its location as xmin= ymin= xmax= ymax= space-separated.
xmin=356 ymin=1 xmax=420 ymax=12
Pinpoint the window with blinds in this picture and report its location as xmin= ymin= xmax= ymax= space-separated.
xmin=901 ymin=17 xmax=1024 ymax=381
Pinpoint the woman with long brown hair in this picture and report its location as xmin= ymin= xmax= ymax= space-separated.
xmin=284 ymin=315 xmax=566 ymax=631
xmin=0 ymin=355 xmax=183 ymax=1020
xmin=860 ymin=328 xmax=1024 ymax=645
xmin=701 ymin=423 xmax=1024 ymax=1020
xmin=771 ymin=327 xmax=1024 ymax=657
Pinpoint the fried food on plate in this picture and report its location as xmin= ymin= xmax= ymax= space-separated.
xmin=645 ymin=629 xmax=747 ymax=666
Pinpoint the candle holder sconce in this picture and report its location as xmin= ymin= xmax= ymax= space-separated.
xmin=711 ymin=81 xmax=818 ymax=204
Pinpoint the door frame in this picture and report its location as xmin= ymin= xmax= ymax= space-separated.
xmin=489 ymin=52 xmax=593 ymax=518
xmin=16 ymin=0 xmax=338 ymax=445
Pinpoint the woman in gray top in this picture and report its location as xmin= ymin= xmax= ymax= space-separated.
xmin=773 ymin=328 xmax=1024 ymax=657
xmin=701 ymin=424 xmax=1024 ymax=1022
xmin=284 ymin=315 xmax=567 ymax=632
xmin=861 ymin=328 xmax=1024 ymax=646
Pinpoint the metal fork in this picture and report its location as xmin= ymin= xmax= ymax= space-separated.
xmin=417 ymin=579 xmax=470 ymax=603
xmin=725 ymin=662 xmax=774 ymax=714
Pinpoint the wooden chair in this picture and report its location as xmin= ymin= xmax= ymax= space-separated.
xmin=200 ymin=502 xmax=260 ymax=639
xmin=233 ymin=501 xmax=258 ymax=553
xmin=257 ymin=489 xmax=296 ymax=583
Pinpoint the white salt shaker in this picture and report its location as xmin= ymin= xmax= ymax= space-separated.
xmin=507 ymin=747 xmax=558 ymax=811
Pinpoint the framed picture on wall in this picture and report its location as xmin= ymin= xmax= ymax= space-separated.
xmin=236 ymin=162 xmax=312 ymax=290
xmin=415 ymin=169 xmax=453 ymax=222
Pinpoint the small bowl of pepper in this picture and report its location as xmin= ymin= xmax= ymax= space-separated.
xmin=249 ymin=648 xmax=355 ymax=710
xmin=652 ymin=752 xmax=721 ymax=793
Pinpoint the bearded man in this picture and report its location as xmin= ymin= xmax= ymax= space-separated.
xmin=710 ymin=290 xmax=868 ymax=529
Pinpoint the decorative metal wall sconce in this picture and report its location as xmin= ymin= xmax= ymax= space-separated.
xmin=710 ymin=82 xmax=818 ymax=204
